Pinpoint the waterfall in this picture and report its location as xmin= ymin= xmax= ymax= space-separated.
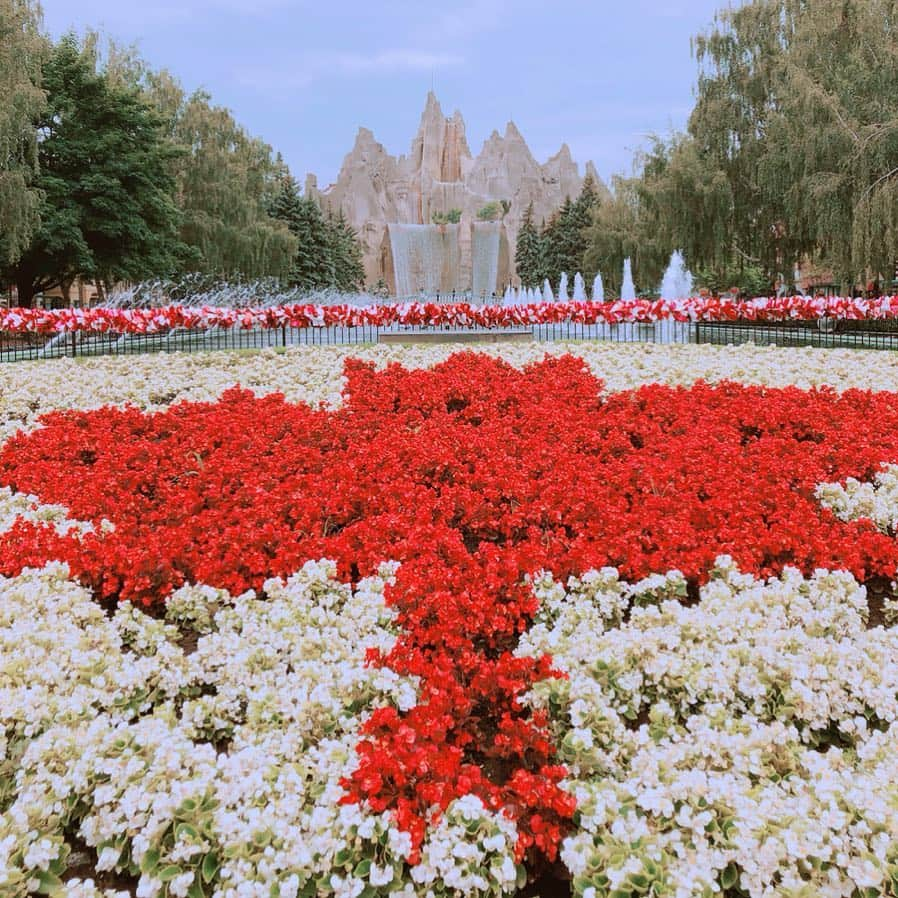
xmin=573 ymin=272 xmax=586 ymax=301
xmin=388 ymin=224 xmax=452 ymax=297
xmin=621 ymin=258 xmax=636 ymax=301
xmin=471 ymin=221 xmax=501 ymax=302
xmin=592 ymin=272 xmax=604 ymax=302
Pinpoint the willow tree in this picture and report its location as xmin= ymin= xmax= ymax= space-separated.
xmin=690 ymin=0 xmax=898 ymax=284
xmin=0 ymin=0 xmax=45 ymax=267
xmin=583 ymin=176 xmax=669 ymax=296
xmin=101 ymin=44 xmax=296 ymax=280
xmin=172 ymin=92 xmax=296 ymax=280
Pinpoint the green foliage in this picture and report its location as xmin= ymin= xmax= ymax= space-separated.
xmin=2 ymin=34 xmax=184 ymax=306
xmin=268 ymin=177 xmax=365 ymax=292
xmin=514 ymin=203 xmax=543 ymax=287
xmin=477 ymin=202 xmax=501 ymax=221
xmin=325 ymin=209 xmax=365 ymax=292
xmin=0 ymin=0 xmax=46 ymax=268
xmin=689 ymin=0 xmax=898 ymax=282
xmin=165 ymin=90 xmax=296 ymax=280
xmin=693 ymin=262 xmax=771 ymax=297
xmin=97 ymin=41 xmax=297 ymax=282
xmin=541 ymin=177 xmax=603 ymax=286
xmin=583 ymin=177 xmax=669 ymax=297
xmin=432 ymin=209 xmax=462 ymax=225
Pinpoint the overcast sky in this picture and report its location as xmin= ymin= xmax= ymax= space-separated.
xmin=42 ymin=0 xmax=735 ymax=190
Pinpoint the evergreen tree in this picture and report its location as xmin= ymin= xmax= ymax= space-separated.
xmin=540 ymin=209 xmax=561 ymax=285
xmin=326 ymin=210 xmax=365 ymax=292
xmin=268 ymin=175 xmax=334 ymax=289
xmin=542 ymin=197 xmax=583 ymax=285
xmin=539 ymin=178 xmax=603 ymax=286
xmin=514 ymin=203 xmax=543 ymax=287
xmin=0 ymin=0 xmax=46 ymax=268
xmin=2 ymin=35 xmax=184 ymax=306
xmin=572 ymin=174 xmax=599 ymax=234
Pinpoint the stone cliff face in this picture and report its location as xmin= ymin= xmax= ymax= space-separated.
xmin=310 ymin=92 xmax=608 ymax=295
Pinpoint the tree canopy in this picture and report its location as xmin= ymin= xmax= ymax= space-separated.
xmin=1 ymin=34 xmax=184 ymax=306
xmin=686 ymin=0 xmax=898 ymax=284
xmin=579 ymin=0 xmax=898 ymax=295
xmin=268 ymin=176 xmax=365 ymax=292
xmin=0 ymin=0 xmax=45 ymax=268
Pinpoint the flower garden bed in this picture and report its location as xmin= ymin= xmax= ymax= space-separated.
xmin=3 ymin=343 xmax=898 ymax=898
xmin=5 ymin=295 xmax=898 ymax=337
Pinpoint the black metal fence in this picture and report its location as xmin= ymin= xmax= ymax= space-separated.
xmin=695 ymin=319 xmax=898 ymax=350
xmin=4 ymin=317 xmax=898 ymax=362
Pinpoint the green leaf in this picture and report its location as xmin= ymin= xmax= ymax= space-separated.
xmin=35 ymin=870 xmax=63 ymax=895
xmin=140 ymin=847 xmax=161 ymax=875
xmin=720 ymin=863 xmax=739 ymax=891
xmin=353 ymin=859 xmax=371 ymax=878
xmin=187 ymin=875 xmax=206 ymax=898
xmin=176 ymin=823 xmax=199 ymax=841
xmin=159 ymin=865 xmax=183 ymax=883
xmin=201 ymin=851 xmax=220 ymax=884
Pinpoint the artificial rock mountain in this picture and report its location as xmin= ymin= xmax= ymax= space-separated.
xmin=306 ymin=92 xmax=608 ymax=297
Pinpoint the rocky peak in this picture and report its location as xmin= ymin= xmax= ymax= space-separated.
xmin=310 ymin=91 xmax=610 ymax=289
xmin=504 ymin=121 xmax=525 ymax=142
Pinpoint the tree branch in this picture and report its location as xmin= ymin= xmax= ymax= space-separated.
xmin=855 ymin=167 xmax=898 ymax=209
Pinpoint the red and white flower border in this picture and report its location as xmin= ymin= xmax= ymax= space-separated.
xmin=4 ymin=295 xmax=898 ymax=335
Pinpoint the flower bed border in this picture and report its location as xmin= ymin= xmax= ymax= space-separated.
xmin=5 ymin=295 xmax=898 ymax=336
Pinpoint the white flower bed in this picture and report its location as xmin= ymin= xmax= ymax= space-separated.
xmin=519 ymin=559 xmax=898 ymax=898
xmin=3 ymin=342 xmax=898 ymax=444
xmin=818 ymin=463 xmax=898 ymax=536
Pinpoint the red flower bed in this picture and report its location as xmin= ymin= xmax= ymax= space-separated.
xmin=3 ymin=353 xmax=898 ymax=864
xmin=5 ymin=294 xmax=898 ymax=335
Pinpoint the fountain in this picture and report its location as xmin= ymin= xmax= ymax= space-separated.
xmin=543 ymin=280 xmax=553 ymax=303
xmin=558 ymin=272 xmax=569 ymax=302
xmin=658 ymin=250 xmax=694 ymax=301
xmin=573 ymin=272 xmax=586 ymax=302
xmin=621 ymin=258 xmax=637 ymax=301
xmin=657 ymin=250 xmax=695 ymax=344
xmin=471 ymin=221 xmax=501 ymax=302
xmin=592 ymin=272 xmax=604 ymax=303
